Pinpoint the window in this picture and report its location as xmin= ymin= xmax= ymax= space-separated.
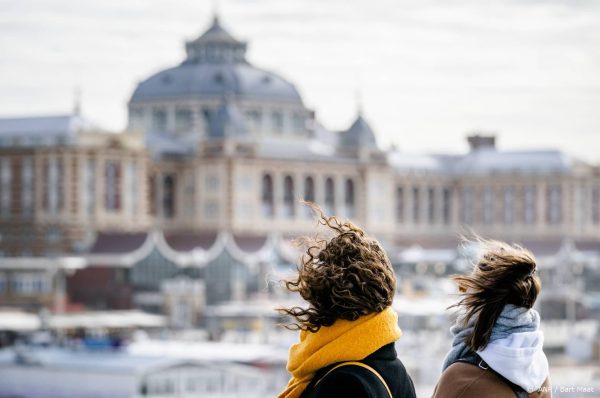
xmin=1 ymin=158 xmax=11 ymax=216
xmin=283 ymin=175 xmax=295 ymax=218
xmin=325 ymin=178 xmax=335 ymax=215
xmin=105 ymin=161 xmax=120 ymax=211
xmin=11 ymin=273 xmax=49 ymax=295
xmin=245 ymin=110 xmax=262 ymax=131
xmin=46 ymin=226 xmax=62 ymax=243
xmin=45 ymin=157 xmax=63 ymax=215
xmin=396 ymin=186 xmax=404 ymax=224
xmin=125 ymin=162 xmax=138 ymax=217
xmin=461 ymin=187 xmax=474 ymax=225
xmin=152 ymin=108 xmax=167 ymax=131
xmin=503 ymin=187 xmax=514 ymax=224
xmin=592 ymin=186 xmax=600 ymax=225
xmin=162 ymin=174 xmax=176 ymax=218
xmin=204 ymin=202 xmax=219 ymax=219
xmin=344 ymin=179 xmax=355 ymax=218
xmin=292 ymin=113 xmax=305 ymax=132
xmin=483 ymin=187 xmax=493 ymax=224
xmin=83 ymin=159 xmax=96 ymax=215
xmin=303 ymin=176 xmax=315 ymax=218
xmin=175 ymin=108 xmax=192 ymax=131
xmin=412 ymin=187 xmax=420 ymax=224
xmin=261 ymin=174 xmax=274 ymax=218
xmin=546 ymin=185 xmax=562 ymax=225
xmin=522 ymin=185 xmax=536 ymax=225
xmin=21 ymin=157 xmax=33 ymax=217
xmin=427 ymin=187 xmax=435 ymax=224
xmin=129 ymin=108 xmax=144 ymax=129
xmin=205 ymin=175 xmax=220 ymax=191
xmin=442 ymin=188 xmax=451 ymax=225
xmin=202 ymin=107 xmax=214 ymax=130
xmin=271 ymin=111 xmax=283 ymax=133
xmin=236 ymin=174 xmax=252 ymax=192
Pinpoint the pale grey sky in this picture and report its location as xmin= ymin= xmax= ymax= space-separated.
xmin=1 ymin=0 xmax=599 ymax=161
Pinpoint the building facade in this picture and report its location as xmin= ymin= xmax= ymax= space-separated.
xmin=1 ymin=15 xmax=599 ymax=314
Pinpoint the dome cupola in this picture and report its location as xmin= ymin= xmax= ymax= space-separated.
xmin=184 ymin=15 xmax=247 ymax=64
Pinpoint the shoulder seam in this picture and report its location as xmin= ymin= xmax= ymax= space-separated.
xmin=452 ymin=366 xmax=489 ymax=398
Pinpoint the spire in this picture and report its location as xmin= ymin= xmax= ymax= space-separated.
xmin=73 ymin=86 xmax=81 ymax=116
xmin=212 ymin=0 xmax=220 ymax=23
xmin=355 ymin=88 xmax=363 ymax=116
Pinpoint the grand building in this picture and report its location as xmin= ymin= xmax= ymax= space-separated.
xmin=1 ymin=16 xmax=599 ymax=323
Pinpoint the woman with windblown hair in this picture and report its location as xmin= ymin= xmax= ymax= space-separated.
xmin=277 ymin=208 xmax=416 ymax=398
xmin=433 ymin=239 xmax=551 ymax=398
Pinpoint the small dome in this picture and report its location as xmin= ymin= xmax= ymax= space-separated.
xmin=341 ymin=114 xmax=378 ymax=149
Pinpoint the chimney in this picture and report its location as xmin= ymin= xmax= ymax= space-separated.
xmin=467 ymin=134 xmax=496 ymax=151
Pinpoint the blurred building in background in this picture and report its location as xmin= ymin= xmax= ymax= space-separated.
xmin=1 ymin=15 xmax=599 ymax=317
xmin=0 ymin=13 xmax=598 ymax=398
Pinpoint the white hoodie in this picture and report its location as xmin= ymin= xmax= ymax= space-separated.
xmin=477 ymin=330 xmax=549 ymax=393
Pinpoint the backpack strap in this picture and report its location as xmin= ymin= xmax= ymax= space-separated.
xmin=313 ymin=361 xmax=393 ymax=398
xmin=454 ymin=353 xmax=529 ymax=398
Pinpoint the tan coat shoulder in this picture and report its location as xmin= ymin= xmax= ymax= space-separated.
xmin=432 ymin=362 xmax=551 ymax=398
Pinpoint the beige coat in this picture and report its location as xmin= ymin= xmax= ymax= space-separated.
xmin=433 ymin=362 xmax=551 ymax=398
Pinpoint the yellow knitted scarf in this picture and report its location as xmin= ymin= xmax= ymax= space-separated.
xmin=277 ymin=306 xmax=402 ymax=398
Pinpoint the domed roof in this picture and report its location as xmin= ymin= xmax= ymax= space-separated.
xmin=130 ymin=16 xmax=303 ymax=104
xmin=341 ymin=114 xmax=378 ymax=149
xmin=130 ymin=63 xmax=302 ymax=103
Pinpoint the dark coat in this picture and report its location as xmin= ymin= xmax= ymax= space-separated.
xmin=300 ymin=342 xmax=416 ymax=398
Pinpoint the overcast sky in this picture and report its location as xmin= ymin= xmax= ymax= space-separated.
xmin=1 ymin=0 xmax=599 ymax=161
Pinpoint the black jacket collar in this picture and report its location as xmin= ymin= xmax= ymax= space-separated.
xmin=364 ymin=342 xmax=398 ymax=361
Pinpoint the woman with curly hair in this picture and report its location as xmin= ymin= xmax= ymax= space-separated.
xmin=277 ymin=207 xmax=416 ymax=398
xmin=433 ymin=238 xmax=551 ymax=398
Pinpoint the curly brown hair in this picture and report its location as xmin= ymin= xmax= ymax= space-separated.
xmin=279 ymin=205 xmax=397 ymax=332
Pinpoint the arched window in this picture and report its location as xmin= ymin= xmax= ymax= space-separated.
xmin=105 ymin=161 xmax=120 ymax=211
xmin=427 ymin=187 xmax=435 ymax=224
xmin=283 ymin=175 xmax=295 ymax=218
xmin=461 ymin=187 xmax=474 ymax=225
xmin=412 ymin=187 xmax=420 ymax=224
xmin=396 ymin=186 xmax=404 ymax=223
xmin=325 ymin=177 xmax=335 ymax=215
xmin=523 ymin=185 xmax=536 ymax=225
xmin=303 ymin=176 xmax=315 ymax=218
xmin=262 ymin=174 xmax=274 ymax=218
xmin=591 ymin=186 xmax=599 ymax=225
xmin=162 ymin=174 xmax=175 ymax=219
xmin=0 ymin=158 xmax=12 ymax=216
xmin=546 ymin=185 xmax=562 ymax=225
xmin=503 ymin=186 xmax=514 ymax=225
xmin=344 ymin=179 xmax=355 ymax=218
xmin=442 ymin=187 xmax=451 ymax=225
xmin=483 ymin=186 xmax=493 ymax=225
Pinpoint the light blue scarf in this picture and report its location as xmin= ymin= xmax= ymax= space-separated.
xmin=442 ymin=304 xmax=540 ymax=371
